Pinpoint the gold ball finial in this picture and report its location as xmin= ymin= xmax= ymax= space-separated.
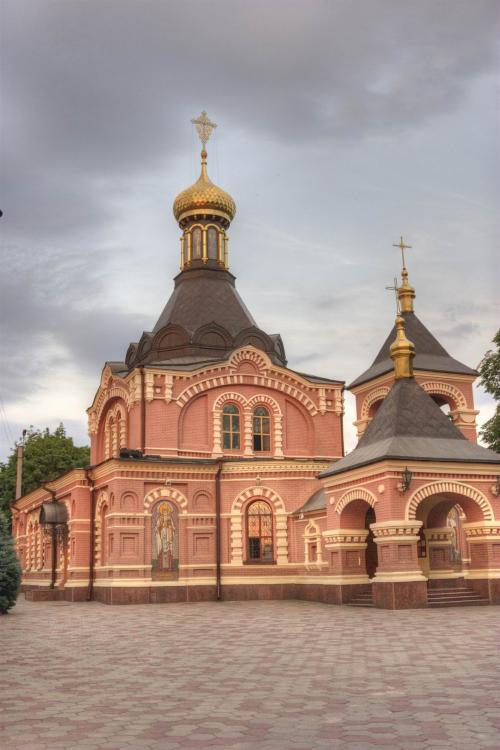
xmin=390 ymin=314 xmax=415 ymax=379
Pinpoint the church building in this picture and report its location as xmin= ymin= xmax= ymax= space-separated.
xmin=11 ymin=113 xmax=500 ymax=608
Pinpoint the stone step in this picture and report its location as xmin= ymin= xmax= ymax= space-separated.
xmin=428 ymin=593 xmax=480 ymax=599
xmin=427 ymin=585 xmax=489 ymax=607
xmin=429 ymin=598 xmax=490 ymax=608
xmin=348 ymin=593 xmax=374 ymax=608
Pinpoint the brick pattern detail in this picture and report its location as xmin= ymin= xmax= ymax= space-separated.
xmin=407 ymin=482 xmax=494 ymax=522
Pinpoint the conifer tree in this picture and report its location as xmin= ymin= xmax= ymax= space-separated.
xmin=0 ymin=511 xmax=21 ymax=614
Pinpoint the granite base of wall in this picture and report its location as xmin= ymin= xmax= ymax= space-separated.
xmin=87 ymin=583 xmax=370 ymax=605
xmin=467 ymin=577 xmax=500 ymax=604
xmin=373 ymin=580 xmax=428 ymax=609
xmin=21 ymin=579 xmax=498 ymax=607
xmin=24 ymin=588 xmax=65 ymax=602
xmin=64 ymin=587 xmax=89 ymax=602
xmin=91 ymin=585 xmax=218 ymax=605
xmin=220 ymin=582 xmax=371 ymax=605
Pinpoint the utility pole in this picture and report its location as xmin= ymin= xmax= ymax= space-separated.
xmin=15 ymin=429 xmax=27 ymax=500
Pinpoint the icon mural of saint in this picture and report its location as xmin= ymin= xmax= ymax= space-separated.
xmin=152 ymin=501 xmax=178 ymax=577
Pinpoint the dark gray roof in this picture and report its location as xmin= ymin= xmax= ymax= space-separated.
xmin=125 ymin=267 xmax=287 ymax=368
xmin=348 ymin=311 xmax=477 ymax=389
xmin=320 ymin=377 xmax=499 ymax=478
xmin=293 ymin=488 xmax=327 ymax=515
xmin=291 ymin=370 xmax=344 ymax=385
xmin=153 ymin=267 xmax=257 ymax=337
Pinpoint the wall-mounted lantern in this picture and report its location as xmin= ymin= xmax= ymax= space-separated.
xmin=399 ymin=467 xmax=413 ymax=493
xmin=39 ymin=500 xmax=68 ymax=589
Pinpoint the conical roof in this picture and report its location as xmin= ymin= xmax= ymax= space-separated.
xmin=152 ymin=267 xmax=256 ymax=336
xmin=320 ymin=377 xmax=499 ymax=478
xmin=125 ymin=266 xmax=287 ymax=368
xmin=348 ymin=311 xmax=477 ymax=389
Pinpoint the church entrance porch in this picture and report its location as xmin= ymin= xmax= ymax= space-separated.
xmin=409 ymin=485 xmax=500 ymax=605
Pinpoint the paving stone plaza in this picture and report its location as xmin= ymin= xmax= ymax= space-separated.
xmin=1 ymin=598 xmax=499 ymax=749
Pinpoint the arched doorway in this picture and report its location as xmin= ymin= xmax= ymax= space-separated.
xmin=413 ymin=491 xmax=486 ymax=582
xmin=364 ymin=507 xmax=378 ymax=578
xmin=338 ymin=497 xmax=378 ymax=580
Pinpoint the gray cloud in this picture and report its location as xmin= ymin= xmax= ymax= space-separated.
xmin=1 ymin=0 xmax=499 ymax=457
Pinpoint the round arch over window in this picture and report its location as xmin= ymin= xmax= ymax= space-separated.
xmin=253 ymin=406 xmax=271 ymax=451
xmin=222 ymin=403 xmax=240 ymax=450
xmin=207 ymin=226 xmax=218 ymax=259
xmin=192 ymin=226 xmax=202 ymax=259
xmin=246 ymin=500 xmax=273 ymax=562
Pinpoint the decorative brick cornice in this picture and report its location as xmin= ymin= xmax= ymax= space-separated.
xmin=425 ymin=527 xmax=455 ymax=544
xmin=323 ymin=529 xmax=368 ymax=547
xmin=371 ymin=520 xmax=422 ymax=539
xmin=462 ymin=522 xmax=500 ymax=540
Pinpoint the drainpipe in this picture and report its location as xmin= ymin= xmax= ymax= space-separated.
xmin=42 ymin=485 xmax=57 ymax=589
xmin=140 ymin=366 xmax=146 ymax=454
xmin=85 ymin=469 xmax=96 ymax=601
xmin=215 ymin=459 xmax=223 ymax=601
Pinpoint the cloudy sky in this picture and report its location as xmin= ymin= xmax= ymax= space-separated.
xmin=1 ymin=0 xmax=499 ymax=460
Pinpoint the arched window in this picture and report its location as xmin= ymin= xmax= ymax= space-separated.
xmin=222 ymin=404 xmax=240 ymax=450
xmin=253 ymin=407 xmax=270 ymax=451
xmin=207 ymin=226 xmax=218 ymax=259
xmin=247 ymin=500 xmax=273 ymax=561
xmin=192 ymin=227 xmax=202 ymax=259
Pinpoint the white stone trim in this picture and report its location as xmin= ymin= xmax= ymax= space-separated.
xmin=420 ymin=381 xmax=467 ymax=410
xmin=211 ymin=392 xmax=284 ymax=458
xmin=144 ymin=486 xmax=189 ymax=513
xmin=406 ymin=481 xmax=494 ymax=522
xmin=335 ymin=487 xmax=378 ymax=515
xmin=230 ymin=486 xmax=287 ymax=565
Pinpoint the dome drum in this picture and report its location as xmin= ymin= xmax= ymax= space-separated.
xmin=180 ymin=221 xmax=228 ymax=271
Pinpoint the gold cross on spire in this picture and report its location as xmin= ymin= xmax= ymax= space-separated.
xmin=385 ymin=277 xmax=401 ymax=314
xmin=191 ymin=111 xmax=217 ymax=147
xmin=392 ymin=235 xmax=412 ymax=270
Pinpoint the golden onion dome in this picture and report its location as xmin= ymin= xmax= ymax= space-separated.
xmin=173 ymin=149 xmax=236 ymax=224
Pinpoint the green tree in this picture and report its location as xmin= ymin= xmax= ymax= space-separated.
xmin=0 ymin=510 xmax=22 ymax=614
xmin=478 ymin=330 xmax=500 ymax=453
xmin=0 ymin=424 xmax=90 ymax=517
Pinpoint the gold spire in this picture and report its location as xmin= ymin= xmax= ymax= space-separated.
xmin=392 ymin=236 xmax=415 ymax=313
xmin=390 ymin=314 xmax=415 ymax=379
xmin=173 ymin=111 xmax=236 ymax=225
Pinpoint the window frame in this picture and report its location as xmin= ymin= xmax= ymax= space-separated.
xmin=252 ymin=406 xmax=271 ymax=453
xmin=222 ymin=403 xmax=241 ymax=451
xmin=245 ymin=499 xmax=274 ymax=564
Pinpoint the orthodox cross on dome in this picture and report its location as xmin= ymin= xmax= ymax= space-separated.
xmin=191 ymin=110 xmax=217 ymax=147
xmin=385 ymin=277 xmax=401 ymax=314
xmin=392 ymin=235 xmax=412 ymax=271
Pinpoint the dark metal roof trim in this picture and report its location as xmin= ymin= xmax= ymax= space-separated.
xmin=293 ymin=488 xmax=327 ymax=515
